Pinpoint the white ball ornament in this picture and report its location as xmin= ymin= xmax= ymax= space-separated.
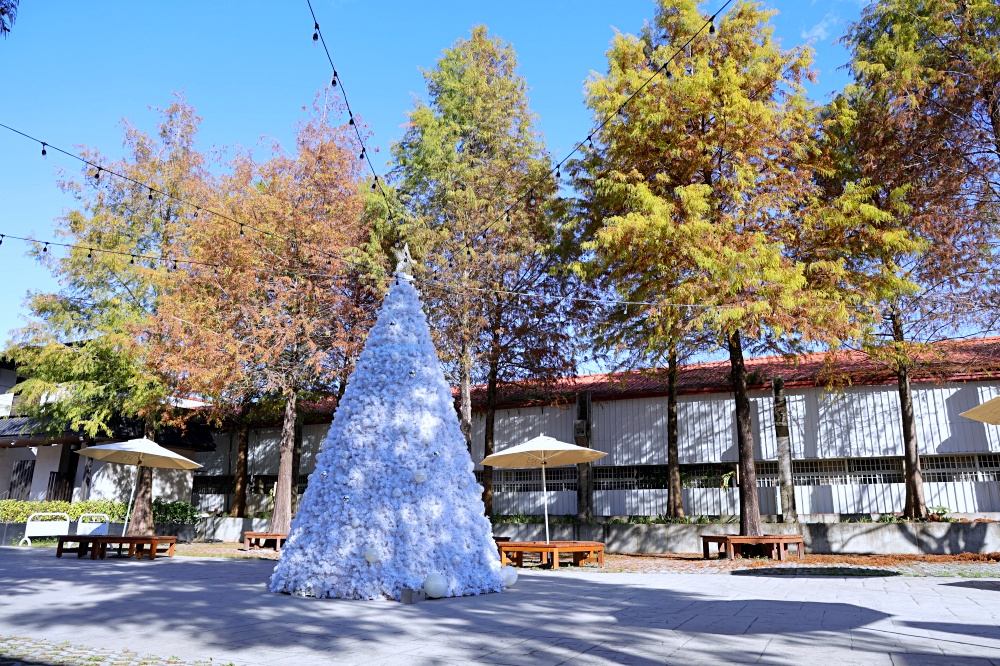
xmin=365 ymin=548 xmax=379 ymax=563
xmin=424 ymin=573 xmax=448 ymax=598
xmin=392 ymin=488 xmax=402 ymax=498
xmin=351 ymin=518 xmax=360 ymax=528
xmin=414 ymin=470 xmax=428 ymax=484
xmin=502 ymin=566 xmax=519 ymax=587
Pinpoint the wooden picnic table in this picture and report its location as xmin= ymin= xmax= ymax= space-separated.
xmin=56 ymin=535 xmax=178 ymax=560
xmin=499 ymin=541 xmax=605 ymax=569
xmin=243 ymin=532 xmax=288 ymax=552
xmin=701 ymin=534 xmax=804 ymax=561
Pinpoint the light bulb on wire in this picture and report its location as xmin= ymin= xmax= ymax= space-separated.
xmin=313 ymin=22 xmax=319 ymax=41
xmin=41 ymin=143 xmax=47 ymax=158
xmin=708 ymin=20 xmax=717 ymax=40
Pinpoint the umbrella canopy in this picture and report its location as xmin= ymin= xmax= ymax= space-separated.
xmin=77 ymin=438 xmax=202 ymax=470
xmin=480 ymin=435 xmax=607 ymax=469
xmin=481 ymin=435 xmax=606 ymax=544
xmin=77 ymin=438 xmax=202 ymax=535
xmin=960 ymin=397 xmax=1000 ymax=425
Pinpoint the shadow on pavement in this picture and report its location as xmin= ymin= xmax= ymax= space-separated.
xmin=730 ymin=566 xmax=900 ymax=577
xmin=0 ymin=547 xmax=976 ymax=665
xmin=944 ymin=580 xmax=1000 ymax=592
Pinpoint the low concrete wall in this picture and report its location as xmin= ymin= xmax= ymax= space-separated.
xmin=492 ymin=522 xmax=1000 ymax=555
xmin=195 ymin=516 xmax=271 ymax=543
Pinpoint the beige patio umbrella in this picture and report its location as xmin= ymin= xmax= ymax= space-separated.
xmin=960 ymin=396 xmax=1000 ymax=425
xmin=481 ymin=435 xmax=607 ymax=543
xmin=77 ymin=438 xmax=202 ymax=534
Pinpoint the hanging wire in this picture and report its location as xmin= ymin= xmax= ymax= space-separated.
xmin=305 ymin=0 xmax=397 ymax=224
xmin=0 ymin=229 xmax=375 ymax=282
xmin=0 ymin=122 xmax=364 ymax=271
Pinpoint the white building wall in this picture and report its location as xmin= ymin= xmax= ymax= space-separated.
xmin=470 ymin=404 xmax=575 ymax=469
xmin=27 ymin=445 xmax=62 ymax=501
xmin=577 ymin=381 xmax=1000 ymax=466
xmin=0 ymin=446 xmax=35 ymax=498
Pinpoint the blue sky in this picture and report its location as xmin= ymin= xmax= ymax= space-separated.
xmin=0 ymin=0 xmax=864 ymax=343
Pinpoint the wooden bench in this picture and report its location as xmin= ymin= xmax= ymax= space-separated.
xmin=702 ymin=534 xmax=805 ymax=561
xmin=499 ymin=541 xmax=605 ymax=569
xmin=57 ymin=535 xmax=178 ymax=560
xmin=244 ymin=532 xmax=288 ymax=552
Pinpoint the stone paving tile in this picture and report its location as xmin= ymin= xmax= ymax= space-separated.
xmin=0 ymin=635 xmax=241 ymax=666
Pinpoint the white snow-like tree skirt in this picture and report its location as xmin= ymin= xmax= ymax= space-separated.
xmin=269 ymin=275 xmax=505 ymax=600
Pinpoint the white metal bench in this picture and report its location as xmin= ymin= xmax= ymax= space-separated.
xmin=19 ymin=512 xmax=71 ymax=546
xmin=18 ymin=512 xmax=110 ymax=546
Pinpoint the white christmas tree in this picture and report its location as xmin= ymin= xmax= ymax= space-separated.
xmin=269 ymin=253 xmax=504 ymax=600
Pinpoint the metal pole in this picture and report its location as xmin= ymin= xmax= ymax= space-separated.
xmin=542 ymin=463 xmax=550 ymax=544
xmin=122 ymin=463 xmax=140 ymax=535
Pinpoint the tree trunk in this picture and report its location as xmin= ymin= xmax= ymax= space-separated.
xmin=728 ymin=330 xmax=762 ymax=537
xmin=666 ymin=347 xmax=684 ymax=518
xmin=772 ymin=376 xmax=797 ymax=524
xmin=458 ymin=312 xmax=473 ymax=455
xmin=127 ymin=420 xmax=157 ymax=536
xmin=575 ymin=391 xmax=593 ymax=522
xmin=891 ymin=312 xmax=927 ymax=520
xmin=459 ymin=343 xmax=473 ymax=455
xmin=482 ymin=361 xmax=499 ymax=517
xmin=270 ymin=390 xmax=298 ymax=534
xmin=233 ymin=422 xmax=249 ymax=518
xmin=292 ymin=413 xmax=304 ymax=514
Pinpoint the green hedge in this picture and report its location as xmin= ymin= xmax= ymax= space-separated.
xmin=0 ymin=499 xmax=201 ymax=524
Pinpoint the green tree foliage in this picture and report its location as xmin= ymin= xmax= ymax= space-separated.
xmin=836 ymin=0 xmax=1000 ymax=519
xmin=0 ymin=0 xmax=17 ymax=38
xmin=392 ymin=26 xmax=583 ymax=513
xmin=576 ymin=0 xmax=919 ymax=535
xmin=5 ymin=97 xmax=206 ymax=535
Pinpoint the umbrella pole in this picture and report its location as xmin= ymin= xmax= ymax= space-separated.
xmin=542 ymin=463 xmax=550 ymax=544
xmin=122 ymin=464 xmax=140 ymax=535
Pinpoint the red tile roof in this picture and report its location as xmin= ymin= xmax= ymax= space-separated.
xmin=468 ymin=337 xmax=1000 ymax=409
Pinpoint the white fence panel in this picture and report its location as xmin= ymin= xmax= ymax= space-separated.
xmin=595 ymin=489 xmax=670 ymax=515
xmin=492 ymin=490 xmax=576 ymax=516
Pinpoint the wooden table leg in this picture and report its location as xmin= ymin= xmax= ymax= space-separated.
xmin=727 ymin=541 xmax=735 ymax=559
xmin=597 ymin=548 xmax=604 ymax=566
xmin=56 ymin=539 xmax=64 ymax=558
xmin=703 ymin=539 xmax=710 ymax=560
xmin=551 ymin=548 xmax=560 ymax=569
xmin=167 ymin=541 xmax=175 ymax=557
xmin=797 ymin=541 xmax=804 ymax=560
xmin=149 ymin=538 xmax=158 ymax=560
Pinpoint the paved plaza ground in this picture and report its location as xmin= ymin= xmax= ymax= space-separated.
xmin=2 ymin=547 xmax=1000 ymax=665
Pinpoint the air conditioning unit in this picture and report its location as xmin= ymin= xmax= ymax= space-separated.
xmin=573 ymin=419 xmax=589 ymax=445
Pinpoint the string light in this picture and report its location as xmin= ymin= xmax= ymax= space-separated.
xmin=709 ymin=21 xmax=717 ymax=40
xmin=0 ymin=234 xmax=4 ymax=246
xmin=306 ymin=0 xmax=397 ymax=226
xmin=87 ymin=248 xmax=93 ymax=260
xmin=1 ymin=123 xmax=366 ymax=274
xmin=94 ymin=167 xmax=100 ymax=181
xmin=528 ymin=190 xmax=537 ymax=207
xmin=359 ymin=148 xmax=365 ymax=160
xmin=42 ymin=243 xmax=48 ymax=253
xmin=148 ymin=188 xmax=154 ymax=201
xmin=239 ymin=224 xmax=245 ymax=236
xmin=40 ymin=143 xmax=46 ymax=157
